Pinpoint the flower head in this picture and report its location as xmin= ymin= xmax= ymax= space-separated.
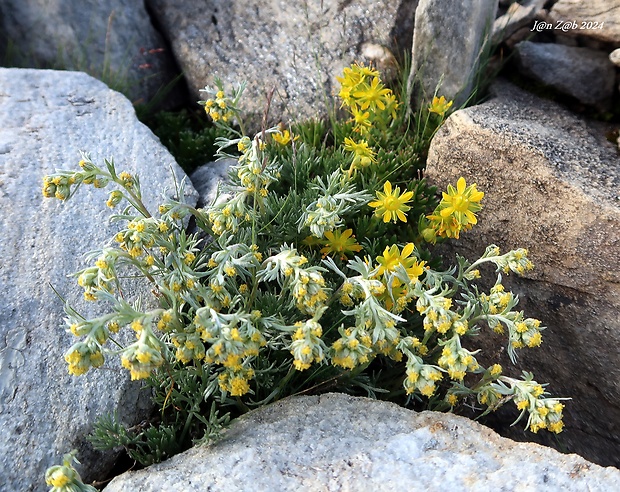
xmin=375 ymin=243 xmax=425 ymax=281
xmin=273 ymin=128 xmax=298 ymax=146
xmin=439 ymin=177 xmax=484 ymax=225
xmin=425 ymin=177 xmax=483 ymax=239
xmin=428 ymin=95 xmax=453 ymax=116
xmin=320 ymin=229 xmax=363 ymax=259
xmin=343 ymin=137 xmax=376 ymax=176
xmin=369 ymin=181 xmax=414 ymax=223
xmin=353 ymin=76 xmax=391 ymax=111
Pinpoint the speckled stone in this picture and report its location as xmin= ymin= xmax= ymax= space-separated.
xmin=514 ymin=41 xmax=615 ymax=107
xmin=0 ymin=68 xmax=196 ymax=491
xmin=548 ymin=0 xmax=620 ymax=45
xmin=189 ymin=158 xmax=235 ymax=208
xmin=425 ymin=79 xmax=620 ymax=468
xmin=146 ymin=0 xmax=417 ymax=132
xmin=105 ymin=393 xmax=620 ymax=491
xmin=408 ymin=0 xmax=497 ymax=109
xmin=0 ymin=0 xmax=182 ymax=105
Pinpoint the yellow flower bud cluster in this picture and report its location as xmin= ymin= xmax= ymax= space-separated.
xmin=193 ymin=308 xmax=267 ymax=396
xmin=45 ymin=451 xmax=97 ymax=492
xmin=479 ymin=282 xmax=514 ymax=318
xmin=478 ymin=281 xmax=545 ymax=355
xmin=511 ymin=317 xmax=544 ymax=349
xmin=202 ymin=89 xmax=234 ymax=123
xmin=402 ymin=351 xmax=443 ymax=397
xmin=42 ymin=154 xmax=122 ymax=202
xmin=495 ymin=248 xmax=534 ymax=275
xmin=206 ymin=192 xmax=250 ymax=236
xmin=416 ymin=292 xmax=460 ymax=335
xmin=218 ymin=366 xmax=255 ymax=396
xmin=340 ymin=258 xmax=404 ymax=360
xmin=235 ymin=134 xmax=277 ymax=201
xmin=42 ymin=173 xmax=75 ymax=200
xmin=64 ymin=341 xmax=105 ymax=376
xmin=437 ymin=335 xmax=480 ymax=381
xmin=289 ymin=319 xmax=327 ymax=370
xmin=261 ymin=248 xmax=330 ymax=316
xmin=494 ymin=374 xmax=567 ymax=434
xmin=75 ymin=249 xmax=119 ymax=300
xmin=120 ymin=326 xmax=165 ymax=380
xmin=171 ymin=331 xmax=206 ymax=364
xmin=330 ymin=326 xmax=373 ymax=369
xmin=114 ymin=218 xmax=162 ymax=258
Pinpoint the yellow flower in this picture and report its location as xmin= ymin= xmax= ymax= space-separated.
xmin=343 ymin=137 xmax=376 ymax=176
xmin=302 ymin=235 xmax=323 ymax=248
xmin=369 ymin=181 xmax=414 ymax=223
xmin=336 ymin=63 xmax=379 ymax=107
xmin=272 ymin=129 xmax=298 ymax=146
xmin=428 ymin=95 xmax=453 ymax=116
xmin=439 ymin=177 xmax=484 ymax=225
xmin=376 ymin=243 xmax=425 ymax=281
xmin=349 ymin=105 xmax=372 ymax=134
xmin=320 ymin=229 xmax=363 ymax=259
xmin=352 ymin=76 xmax=391 ymax=111
xmin=425 ymin=177 xmax=484 ymax=240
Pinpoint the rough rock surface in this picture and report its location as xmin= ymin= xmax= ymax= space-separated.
xmin=147 ymin=0 xmax=417 ymax=131
xmin=189 ymin=158 xmax=235 ymax=208
xmin=548 ymin=0 xmax=620 ymax=45
xmin=492 ymin=0 xmax=546 ymax=46
xmin=514 ymin=41 xmax=615 ymax=107
xmin=408 ymin=0 xmax=497 ymax=109
xmin=105 ymin=393 xmax=620 ymax=491
xmin=425 ymin=79 xmax=620 ymax=468
xmin=0 ymin=68 xmax=197 ymax=491
xmin=0 ymin=0 xmax=181 ymax=105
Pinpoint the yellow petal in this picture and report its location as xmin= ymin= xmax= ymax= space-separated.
xmin=401 ymin=243 xmax=415 ymax=257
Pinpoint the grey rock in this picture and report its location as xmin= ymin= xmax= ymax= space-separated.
xmin=105 ymin=393 xmax=620 ymax=491
xmin=0 ymin=68 xmax=197 ymax=491
xmin=189 ymin=158 xmax=235 ymax=207
xmin=610 ymin=48 xmax=620 ymax=66
xmin=146 ymin=0 xmax=417 ymax=132
xmin=548 ymin=0 xmax=620 ymax=45
xmin=408 ymin=0 xmax=498 ymax=110
xmin=0 ymin=0 xmax=183 ymax=106
xmin=514 ymin=41 xmax=615 ymax=107
xmin=492 ymin=0 xmax=546 ymax=45
xmin=425 ymin=79 xmax=620 ymax=468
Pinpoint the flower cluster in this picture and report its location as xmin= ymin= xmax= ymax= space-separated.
xmin=337 ymin=63 xmax=398 ymax=131
xmin=42 ymin=62 xmax=567 ymax=477
xmin=45 ymin=451 xmax=97 ymax=492
xmin=194 ymin=308 xmax=268 ymax=395
xmin=492 ymin=373 xmax=567 ymax=434
xmin=199 ymin=79 xmax=245 ymax=125
xmin=422 ymin=177 xmax=484 ymax=242
xmin=336 ymin=63 xmax=398 ymax=176
xmin=260 ymin=247 xmax=330 ymax=316
xmin=289 ymin=317 xmax=327 ymax=370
